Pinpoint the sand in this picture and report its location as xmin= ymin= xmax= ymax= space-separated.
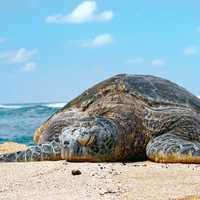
xmin=0 ymin=142 xmax=28 ymax=154
xmin=0 ymin=161 xmax=200 ymax=200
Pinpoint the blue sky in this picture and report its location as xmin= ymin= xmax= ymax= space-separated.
xmin=0 ymin=0 xmax=200 ymax=103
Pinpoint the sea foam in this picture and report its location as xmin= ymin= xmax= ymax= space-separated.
xmin=0 ymin=102 xmax=66 ymax=110
xmin=44 ymin=103 xmax=66 ymax=108
xmin=0 ymin=105 xmax=24 ymax=109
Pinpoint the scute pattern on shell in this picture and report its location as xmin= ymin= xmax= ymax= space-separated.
xmin=60 ymin=74 xmax=200 ymax=113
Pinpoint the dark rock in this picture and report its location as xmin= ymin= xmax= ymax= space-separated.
xmin=71 ymin=169 xmax=81 ymax=175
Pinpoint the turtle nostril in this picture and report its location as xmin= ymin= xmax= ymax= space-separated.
xmin=64 ymin=140 xmax=70 ymax=147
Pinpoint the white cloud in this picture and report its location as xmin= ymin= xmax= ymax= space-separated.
xmin=82 ymin=34 xmax=113 ymax=48
xmin=0 ymin=37 xmax=6 ymax=44
xmin=0 ymin=48 xmax=38 ymax=63
xmin=125 ymin=58 xmax=144 ymax=65
xmin=151 ymin=59 xmax=165 ymax=67
xmin=23 ymin=62 xmax=37 ymax=72
xmin=183 ymin=46 xmax=198 ymax=55
xmin=45 ymin=1 xmax=114 ymax=24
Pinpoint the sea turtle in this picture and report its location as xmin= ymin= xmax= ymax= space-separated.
xmin=1 ymin=74 xmax=200 ymax=163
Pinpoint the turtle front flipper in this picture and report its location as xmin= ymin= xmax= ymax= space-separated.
xmin=0 ymin=141 xmax=62 ymax=162
xmin=146 ymin=133 xmax=200 ymax=163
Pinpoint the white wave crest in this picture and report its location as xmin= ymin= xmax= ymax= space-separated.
xmin=44 ymin=103 xmax=66 ymax=108
xmin=0 ymin=105 xmax=23 ymax=109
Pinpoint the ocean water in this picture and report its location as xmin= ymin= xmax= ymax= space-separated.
xmin=0 ymin=103 xmax=66 ymax=145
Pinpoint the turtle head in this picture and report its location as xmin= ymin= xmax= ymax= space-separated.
xmin=60 ymin=117 xmax=123 ymax=162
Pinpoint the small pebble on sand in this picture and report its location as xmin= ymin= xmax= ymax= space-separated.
xmin=71 ymin=169 xmax=82 ymax=175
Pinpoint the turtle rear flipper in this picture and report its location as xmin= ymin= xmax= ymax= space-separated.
xmin=146 ymin=133 xmax=200 ymax=163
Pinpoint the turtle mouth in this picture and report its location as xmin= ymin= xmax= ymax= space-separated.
xmin=62 ymin=140 xmax=96 ymax=162
xmin=77 ymin=134 xmax=96 ymax=146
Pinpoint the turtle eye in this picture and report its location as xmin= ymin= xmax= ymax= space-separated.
xmin=77 ymin=132 xmax=96 ymax=146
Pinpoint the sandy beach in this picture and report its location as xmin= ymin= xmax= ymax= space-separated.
xmin=0 ymin=161 xmax=200 ymax=200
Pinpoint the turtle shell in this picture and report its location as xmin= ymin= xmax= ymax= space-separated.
xmin=62 ymin=74 xmax=200 ymax=113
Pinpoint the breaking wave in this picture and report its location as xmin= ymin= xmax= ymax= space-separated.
xmin=0 ymin=102 xmax=66 ymax=110
xmin=44 ymin=103 xmax=66 ymax=108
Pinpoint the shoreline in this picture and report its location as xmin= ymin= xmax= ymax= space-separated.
xmin=0 ymin=161 xmax=200 ymax=200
